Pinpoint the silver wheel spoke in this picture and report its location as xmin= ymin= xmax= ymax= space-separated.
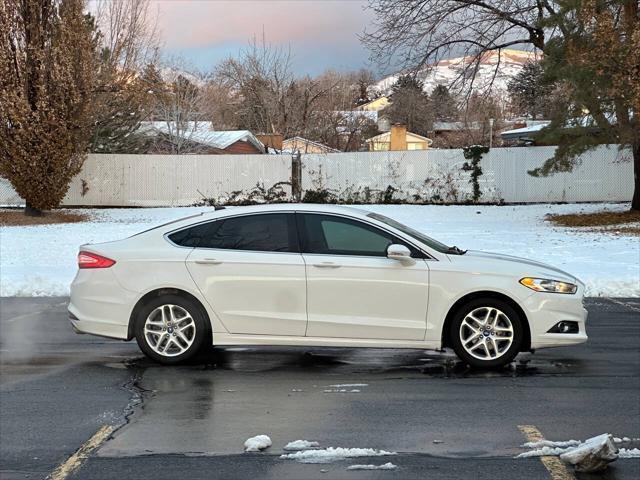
xmin=460 ymin=307 xmax=514 ymax=362
xmin=144 ymin=304 xmax=196 ymax=357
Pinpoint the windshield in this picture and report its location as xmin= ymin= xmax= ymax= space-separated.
xmin=367 ymin=212 xmax=453 ymax=254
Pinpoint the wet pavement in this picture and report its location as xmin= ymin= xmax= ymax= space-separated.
xmin=0 ymin=297 xmax=639 ymax=479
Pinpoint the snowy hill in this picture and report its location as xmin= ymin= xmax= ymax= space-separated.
xmin=375 ymin=49 xmax=539 ymax=96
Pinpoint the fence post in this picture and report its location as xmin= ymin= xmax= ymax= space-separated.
xmin=291 ymin=152 xmax=302 ymax=201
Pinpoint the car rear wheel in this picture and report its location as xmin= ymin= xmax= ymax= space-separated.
xmin=450 ymin=298 xmax=523 ymax=368
xmin=134 ymin=295 xmax=209 ymax=364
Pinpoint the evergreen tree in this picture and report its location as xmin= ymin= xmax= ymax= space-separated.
xmin=0 ymin=0 xmax=99 ymax=215
xmin=507 ymin=62 xmax=553 ymax=120
xmin=429 ymin=84 xmax=459 ymax=122
xmin=383 ymin=75 xmax=433 ymax=136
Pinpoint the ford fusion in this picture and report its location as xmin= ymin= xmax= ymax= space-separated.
xmin=69 ymin=205 xmax=587 ymax=368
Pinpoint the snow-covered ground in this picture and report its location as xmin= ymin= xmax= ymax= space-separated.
xmin=1 ymin=203 xmax=638 ymax=297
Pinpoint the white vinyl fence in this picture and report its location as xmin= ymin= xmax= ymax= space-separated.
xmin=0 ymin=145 xmax=633 ymax=207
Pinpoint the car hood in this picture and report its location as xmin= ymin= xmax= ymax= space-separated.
xmin=460 ymin=250 xmax=579 ymax=283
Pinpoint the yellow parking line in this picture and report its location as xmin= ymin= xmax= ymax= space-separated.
xmin=48 ymin=424 xmax=114 ymax=480
xmin=518 ymin=425 xmax=575 ymax=480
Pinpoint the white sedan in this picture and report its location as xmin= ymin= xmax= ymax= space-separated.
xmin=69 ymin=204 xmax=588 ymax=368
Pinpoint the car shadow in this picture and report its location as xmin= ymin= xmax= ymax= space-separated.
xmin=131 ymin=345 xmax=584 ymax=379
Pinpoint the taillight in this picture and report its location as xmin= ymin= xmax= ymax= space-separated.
xmin=78 ymin=251 xmax=116 ymax=269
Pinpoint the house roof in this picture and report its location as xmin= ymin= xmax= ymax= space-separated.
xmin=139 ymin=121 xmax=264 ymax=151
xmin=365 ymin=130 xmax=433 ymax=145
xmin=500 ymin=122 xmax=550 ymax=140
xmin=282 ymin=137 xmax=340 ymax=153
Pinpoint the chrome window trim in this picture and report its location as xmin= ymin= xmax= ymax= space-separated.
xmin=163 ymin=208 xmax=438 ymax=260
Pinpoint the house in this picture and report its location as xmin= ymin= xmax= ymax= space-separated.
xmin=500 ymin=121 xmax=551 ymax=144
xmin=140 ymin=121 xmax=265 ymax=154
xmin=282 ymin=137 xmax=340 ymax=154
xmin=365 ymin=124 xmax=433 ymax=151
xmin=356 ymin=96 xmax=390 ymax=112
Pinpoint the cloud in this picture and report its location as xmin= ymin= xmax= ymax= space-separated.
xmin=154 ymin=0 xmax=370 ymax=49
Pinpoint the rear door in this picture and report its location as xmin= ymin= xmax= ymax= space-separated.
xmin=179 ymin=212 xmax=307 ymax=336
xmin=297 ymin=213 xmax=429 ymax=341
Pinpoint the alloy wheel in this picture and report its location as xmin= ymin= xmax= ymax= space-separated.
xmin=143 ymin=304 xmax=196 ymax=357
xmin=459 ymin=307 xmax=514 ymax=361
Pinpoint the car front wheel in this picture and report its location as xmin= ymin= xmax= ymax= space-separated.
xmin=450 ymin=299 xmax=523 ymax=368
xmin=134 ymin=295 xmax=209 ymax=364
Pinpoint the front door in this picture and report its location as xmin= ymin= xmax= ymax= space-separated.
xmin=185 ymin=212 xmax=307 ymax=336
xmin=297 ymin=213 xmax=429 ymax=341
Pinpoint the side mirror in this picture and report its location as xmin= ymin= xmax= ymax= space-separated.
xmin=387 ymin=244 xmax=415 ymax=264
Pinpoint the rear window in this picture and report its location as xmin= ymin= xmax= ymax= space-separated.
xmin=168 ymin=213 xmax=298 ymax=252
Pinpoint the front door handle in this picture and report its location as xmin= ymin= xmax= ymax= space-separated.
xmin=194 ymin=258 xmax=223 ymax=265
xmin=312 ymin=262 xmax=340 ymax=268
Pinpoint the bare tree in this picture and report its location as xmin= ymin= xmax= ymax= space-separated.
xmin=89 ymin=0 xmax=160 ymax=153
xmin=0 ymin=0 xmax=98 ymax=215
xmin=149 ymin=67 xmax=213 ymax=154
xmin=363 ymin=0 xmax=553 ymax=96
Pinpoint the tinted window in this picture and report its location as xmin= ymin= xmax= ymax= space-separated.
xmin=298 ymin=214 xmax=421 ymax=257
xmin=169 ymin=213 xmax=297 ymax=252
xmin=168 ymin=221 xmax=221 ymax=247
xmin=367 ymin=212 xmax=450 ymax=253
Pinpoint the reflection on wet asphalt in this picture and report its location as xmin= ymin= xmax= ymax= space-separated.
xmin=1 ymin=297 xmax=639 ymax=480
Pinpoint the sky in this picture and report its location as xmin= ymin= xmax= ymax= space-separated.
xmin=151 ymin=0 xmax=376 ymax=76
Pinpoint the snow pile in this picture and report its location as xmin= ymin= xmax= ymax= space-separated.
xmin=517 ymin=446 xmax=575 ymax=458
xmin=518 ymin=434 xmax=627 ymax=473
xmin=280 ymin=447 xmax=397 ymax=464
xmin=618 ymin=448 xmax=640 ymax=458
xmin=283 ymin=440 xmax=320 ymax=451
xmin=347 ymin=462 xmax=397 ymax=471
xmin=244 ymin=435 xmax=272 ymax=452
xmin=559 ymin=434 xmax=618 ymax=472
xmin=1 ymin=203 xmax=638 ymax=297
xmin=522 ymin=439 xmax=580 ymax=449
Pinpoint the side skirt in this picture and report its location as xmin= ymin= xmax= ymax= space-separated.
xmin=212 ymin=332 xmax=440 ymax=350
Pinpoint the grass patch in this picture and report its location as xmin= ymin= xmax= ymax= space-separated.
xmin=547 ymin=209 xmax=640 ymax=227
xmin=0 ymin=209 xmax=89 ymax=226
xmin=546 ymin=209 xmax=640 ymax=236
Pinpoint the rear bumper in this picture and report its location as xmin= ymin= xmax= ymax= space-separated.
xmin=524 ymin=291 xmax=588 ymax=350
xmin=68 ymin=269 xmax=136 ymax=340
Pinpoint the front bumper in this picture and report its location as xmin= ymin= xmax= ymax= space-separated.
xmin=523 ymin=291 xmax=588 ymax=350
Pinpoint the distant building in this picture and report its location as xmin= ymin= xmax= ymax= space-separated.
xmin=500 ymin=121 xmax=551 ymax=145
xmin=365 ymin=124 xmax=432 ymax=151
xmin=356 ymin=96 xmax=390 ymax=112
xmin=140 ymin=122 xmax=265 ymax=154
xmin=282 ymin=137 xmax=340 ymax=154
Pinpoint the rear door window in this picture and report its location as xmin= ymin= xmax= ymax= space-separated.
xmin=169 ymin=213 xmax=298 ymax=252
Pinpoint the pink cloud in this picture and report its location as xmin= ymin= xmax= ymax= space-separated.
xmin=153 ymin=0 xmax=370 ymax=49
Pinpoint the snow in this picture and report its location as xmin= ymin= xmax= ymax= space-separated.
xmin=375 ymin=49 xmax=537 ymax=96
xmin=284 ymin=440 xmax=320 ymax=451
xmin=517 ymin=446 xmax=575 ymax=458
xmin=244 ymin=434 xmax=272 ymax=452
xmin=1 ymin=203 xmax=638 ymax=297
xmin=559 ymin=434 xmax=618 ymax=472
xmin=346 ymin=462 xmax=397 ymax=470
xmin=280 ymin=447 xmax=397 ymax=464
xmin=517 ymin=434 xmax=639 ymax=472
xmin=618 ymin=448 xmax=640 ymax=458
xmin=522 ymin=440 xmax=580 ymax=449
xmin=328 ymin=384 xmax=368 ymax=388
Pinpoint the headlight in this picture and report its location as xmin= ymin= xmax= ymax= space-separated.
xmin=519 ymin=277 xmax=577 ymax=294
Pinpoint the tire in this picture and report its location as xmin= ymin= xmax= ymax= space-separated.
xmin=134 ymin=294 xmax=210 ymax=365
xmin=449 ymin=298 xmax=523 ymax=369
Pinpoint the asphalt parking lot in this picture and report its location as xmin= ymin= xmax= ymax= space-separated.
xmin=0 ymin=297 xmax=638 ymax=480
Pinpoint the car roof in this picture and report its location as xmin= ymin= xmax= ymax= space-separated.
xmin=201 ymin=203 xmax=370 ymax=218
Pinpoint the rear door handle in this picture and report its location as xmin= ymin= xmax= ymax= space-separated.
xmin=312 ymin=261 xmax=340 ymax=268
xmin=194 ymin=258 xmax=223 ymax=265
